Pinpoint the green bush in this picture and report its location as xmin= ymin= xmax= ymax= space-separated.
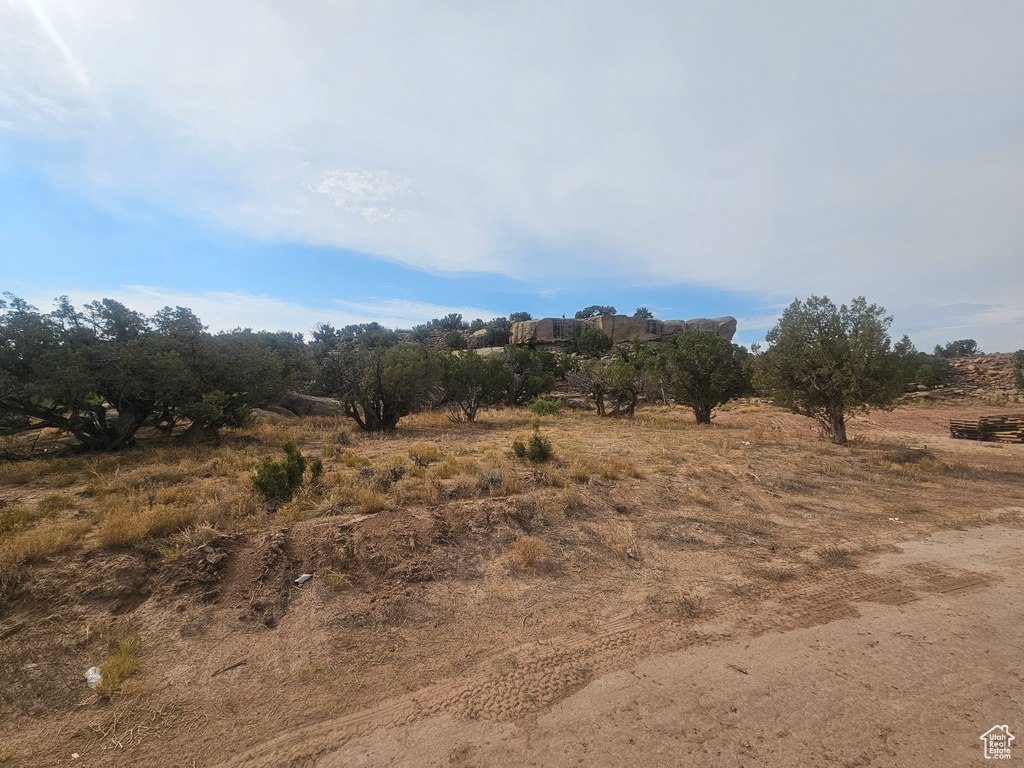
xmin=569 ymin=325 xmax=613 ymax=357
xmin=252 ymin=441 xmax=308 ymax=502
xmin=444 ymin=329 xmax=467 ymax=350
xmin=511 ymin=428 xmax=552 ymax=462
xmin=1014 ymin=350 xmax=1024 ymax=391
xmin=529 ymin=398 xmax=562 ymax=416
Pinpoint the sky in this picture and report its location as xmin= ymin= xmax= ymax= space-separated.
xmin=1 ymin=0 xmax=1022 ymax=350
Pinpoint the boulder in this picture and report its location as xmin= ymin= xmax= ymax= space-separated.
xmin=468 ymin=329 xmax=489 ymax=348
xmin=263 ymin=405 xmax=298 ymax=419
xmin=581 ymin=315 xmax=664 ymax=343
xmin=510 ymin=317 xmax=580 ymax=345
xmin=279 ymin=393 xmax=345 ymax=418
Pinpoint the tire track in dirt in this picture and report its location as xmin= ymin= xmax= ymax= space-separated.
xmin=215 ymin=558 xmax=996 ymax=767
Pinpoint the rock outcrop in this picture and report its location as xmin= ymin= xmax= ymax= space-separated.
xmin=280 ymin=393 xmax=346 ymax=418
xmin=509 ymin=315 xmax=737 ymax=347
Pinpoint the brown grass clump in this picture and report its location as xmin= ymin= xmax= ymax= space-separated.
xmin=599 ymin=523 xmax=636 ymax=560
xmin=0 ymin=519 xmax=91 ymax=568
xmin=408 ymin=442 xmax=441 ymax=467
xmin=597 ymin=457 xmax=644 ymax=480
xmin=98 ymin=499 xmax=197 ymax=548
xmin=0 ymin=505 xmax=39 ymax=538
xmin=357 ymin=488 xmax=390 ymax=514
xmin=569 ymin=459 xmax=593 ymax=483
xmin=509 ymin=535 xmax=548 ymax=569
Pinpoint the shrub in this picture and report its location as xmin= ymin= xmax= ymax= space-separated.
xmin=569 ymin=325 xmax=613 ymax=357
xmin=511 ymin=428 xmax=552 ymax=463
xmin=510 ymin=536 xmax=548 ymax=569
xmin=444 ymin=329 xmax=467 ymax=350
xmin=252 ymin=441 xmax=308 ymax=502
xmin=1014 ymin=350 xmax=1024 ymax=391
xmin=528 ymin=398 xmax=562 ymax=416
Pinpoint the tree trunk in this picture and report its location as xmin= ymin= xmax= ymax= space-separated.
xmin=828 ymin=410 xmax=848 ymax=445
xmin=693 ymin=404 xmax=712 ymax=425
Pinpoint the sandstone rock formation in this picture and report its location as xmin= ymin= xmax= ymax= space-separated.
xmin=509 ymin=315 xmax=737 ymax=347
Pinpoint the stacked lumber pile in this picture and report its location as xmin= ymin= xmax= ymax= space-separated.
xmin=950 ymin=415 xmax=1024 ymax=443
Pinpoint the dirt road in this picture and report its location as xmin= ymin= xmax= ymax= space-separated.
xmin=218 ymin=524 xmax=1024 ymax=768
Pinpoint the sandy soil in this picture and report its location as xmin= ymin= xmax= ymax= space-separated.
xmin=210 ymin=524 xmax=1024 ymax=768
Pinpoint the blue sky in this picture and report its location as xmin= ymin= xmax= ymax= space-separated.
xmin=2 ymin=1 xmax=1022 ymax=350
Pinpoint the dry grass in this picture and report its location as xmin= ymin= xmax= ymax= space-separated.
xmin=0 ymin=519 xmax=91 ymax=568
xmin=97 ymin=636 xmax=140 ymax=698
xmin=0 ymin=505 xmax=39 ymax=538
xmin=37 ymin=492 xmax=77 ymax=513
xmin=599 ymin=523 xmax=636 ymax=560
xmin=509 ymin=535 xmax=548 ymax=569
xmin=98 ymin=498 xmax=198 ymax=548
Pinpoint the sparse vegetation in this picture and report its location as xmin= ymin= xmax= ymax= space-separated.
xmin=509 ymin=535 xmax=548 ymax=569
xmin=97 ymin=635 xmax=140 ymax=698
xmin=252 ymin=441 xmax=309 ymax=502
xmin=511 ymin=428 xmax=552 ymax=463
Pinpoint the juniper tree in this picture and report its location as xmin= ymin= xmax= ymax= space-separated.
xmin=755 ymin=296 xmax=911 ymax=445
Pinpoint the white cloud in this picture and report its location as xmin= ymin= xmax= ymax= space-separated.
xmin=23 ymin=286 xmax=502 ymax=334
xmin=2 ymin=1 xmax=1023 ymax=344
xmin=307 ymin=170 xmax=412 ymax=224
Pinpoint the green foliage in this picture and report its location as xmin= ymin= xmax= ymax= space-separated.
xmin=410 ymin=313 xmax=467 ymax=341
xmin=511 ymin=427 xmax=552 ymax=462
xmin=528 ymin=398 xmax=562 ymax=416
xmin=252 ymin=441 xmax=308 ymax=502
xmin=569 ymin=325 xmax=613 ymax=357
xmin=934 ymin=339 xmax=981 ymax=358
xmin=1014 ymin=350 xmax=1024 ymax=391
xmin=437 ymin=349 xmax=510 ymax=422
xmin=310 ymin=457 xmax=325 ymax=483
xmin=317 ymin=342 xmax=435 ymax=433
xmin=662 ymin=330 xmax=751 ymax=424
xmin=312 ymin=322 xmax=399 ymax=350
xmin=482 ymin=317 xmax=513 ymax=347
xmin=0 ymin=295 xmax=290 ymax=451
xmin=502 ymin=348 xmax=557 ymax=406
xmin=633 ymin=307 xmax=654 ymax=319
xmin=444 ymin=329 xmax=467 ymax=350
xmin=467 ymin=318 xmax=487 ymax=333
xmin=509 ymin=311 xmax=533 ymax=322
xmin=755 ymin=296 xmax=911 ymax=445
xmin=574 ymin=305 xmax=616 ymax=319
xmin=604 ymin=342 xmax=659 ymax=416
xmin=914 ymin=363 xmax=943 ymax=389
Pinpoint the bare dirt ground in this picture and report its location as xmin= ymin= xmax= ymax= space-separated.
xmin=2 ymin=384 xmax=1023 ymax=767
xmin=278 ymin=525 xmax=1024 ymax=768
